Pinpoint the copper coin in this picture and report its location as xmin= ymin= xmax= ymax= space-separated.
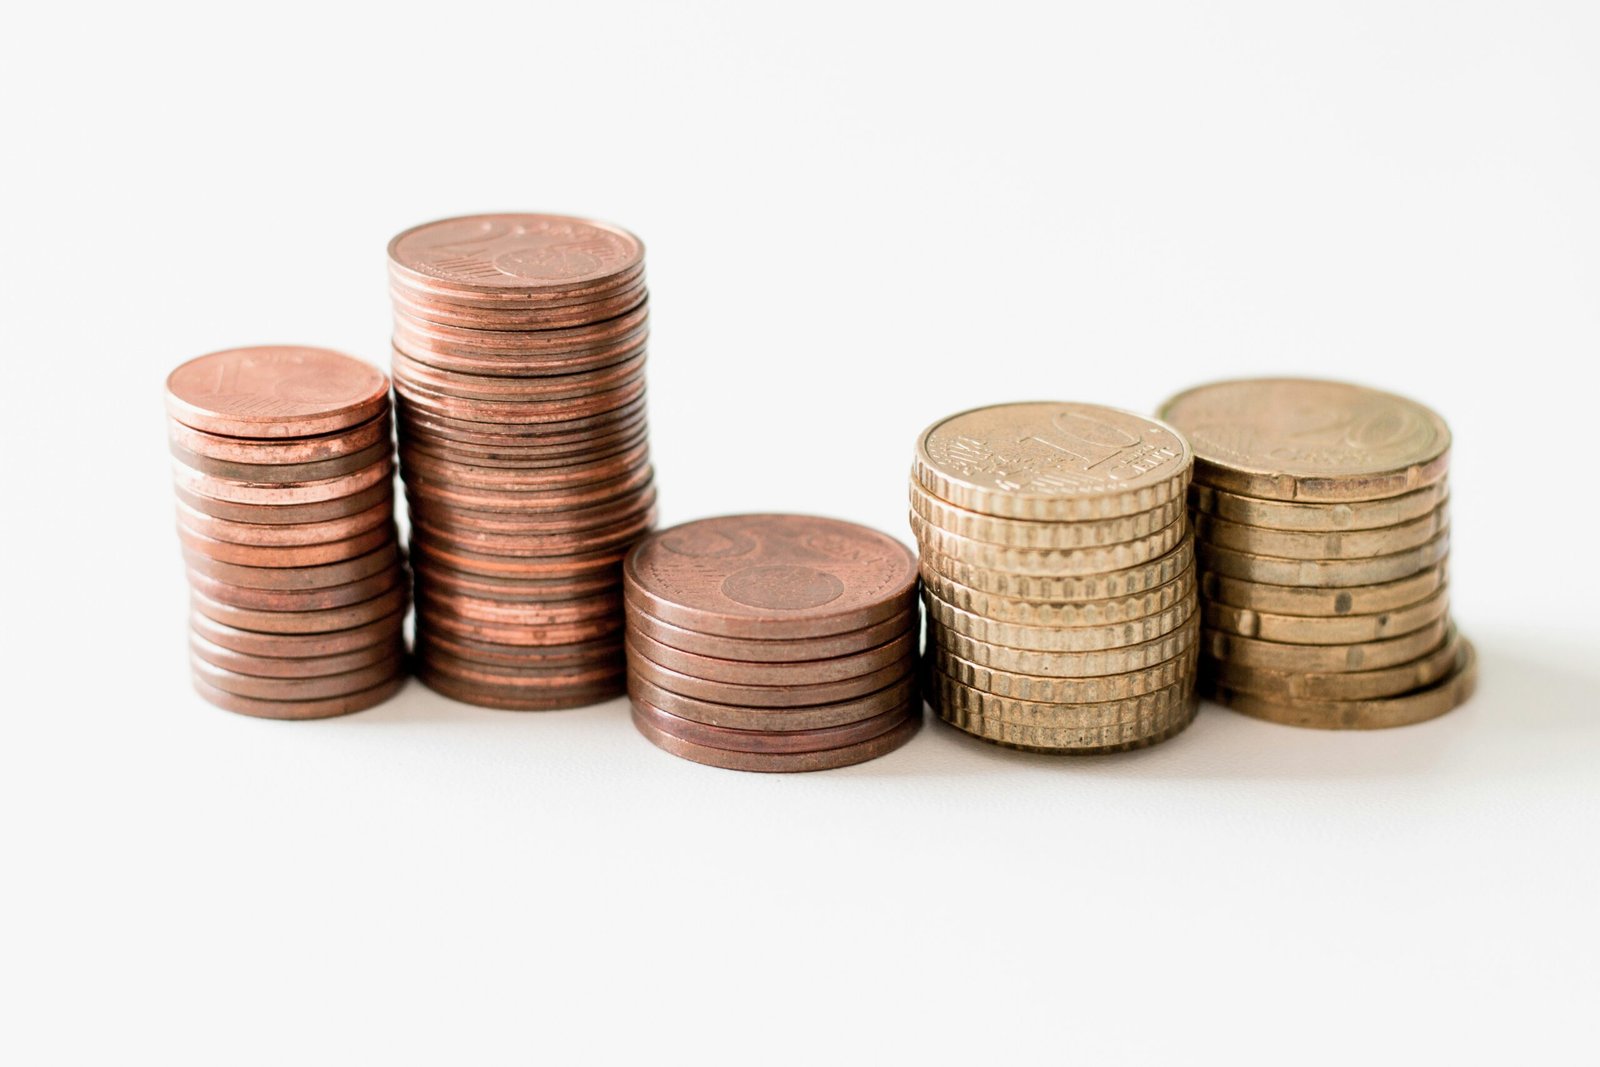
xmin=191 ymin=582 xmax=409 ymax=634
xmin=414 ymin=662 xmax=624 ymax=711
xmin=388 ymin=214 xmax=644 ymax=296
xmin=416 ymin=631 xmax=622 ymax=670
xmin=190 ymin=607 xmax=406 ymax=658
xmin=417 ymin=599 xmax=622 ymax=647
xmin=624 ymin=514 xmax=919 ymax=640
xmin=171 ymin=456 xmax=394 ymax=506
xmin=173 ymin=480 xmax=392 ymax=525
xmin=393 ymin=348 xmax=646 ymax=401
xmin=169 ymin=412 xmax=392 ymax=466
xmin=624 ymin=598 xmax=917 ymax=663
xmin=192 ymin=674 xmax=404 ymax=720
xmin=631 ymin=694 xmax=915 ymax=755
xmin=183 ymin=541 xmax=400 ymax=590
xmin=190 ymin=630 xmax=403 ymax=678
xmin=391 ymin=301 xmax=649 ymax=357
xmin=402 ymin=421 xmax=649 ymax=467
xmin=406 ymin=484 xmax=655 ymax=535
xmin=395 ymin=326 xmax=647 ymax=379
xmin=631 ymin=706 xmax=921 ymax=773
xmin=176 ymin=496 xmax=393 ymax=548
xmin=626 ymin=626 xmax=916 ymax=687
xmin=393 ymin=374 xmax=645 ymax=425
xmin=399 ymin=440 xmax=649 ymax=491
xmin=411 ymin=556 xmax=620 ymax=602
xmin=169 ymin=438 xmax=392 ymax=484
xmin=409 ymin=509 xmax=652 ymax=559
xmin=390 ymin=281 xmax=647 ymax=330
xmin=404 ymin=466 xmax=654 ymax=516
xmin=187 ymin=568 xmax=402 ymax=612
xmin=627 ymin=671 xmax=919 ymax=731
xmin=192 ymin=650 xmax=403 ymax=700
xmin=626 ymin=646 xmax=915 ymax=707
xmin=394 ymin=393 xmax=648 ymax=444
xmin=415 ymin=643 xmax=623 ymax=685
xmin=166 ymin=346 xmax=389 ymax=438
xmin=417 ymin=588 xmax=620 ymax=627
xmin=177 ymin=521 xmax=395 ymax=567
xmin=407 ymin=536 xmax=627 ymax=578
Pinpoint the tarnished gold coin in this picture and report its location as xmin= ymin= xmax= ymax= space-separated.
xmin=1190 ymin=480 xmax=1448 ymax=532
xmin=1197 ymin=528 xmax=1449 ymax=587
xmin=1203 ymin=584 xmax=1449 ymax=644
xmin=1200 ymin=627 xmax=1461 ymax=701
xmin=911 ymin=512 xmax=1185 ymax=576
xmin=1194 ymin=503 xmax=1448 ymax=561
xmin=919 ymin=562 xmax=1195 ymax=627
xmin=1159 ymin=378 xmax=1451 ymax=502
xmin=931 ymin=641 xmax=1197 ymax=703
xmin=913 ymin=402 xmax=1192 ymax=520
xmin=909 ymin=481 xmax=1184 ymax=549
xmin=927 ymin=673 xmax=1198 ymax=753
xmin=923 ymin=535 xmax=1195 ymax=601
xmin=923 ymin=583 xmax=1195 ymax=651
xmin=1202 ymin=637 xmax=1477 ymax=729
xmin=931 ymin=617 xmax=1198 ymax=677
xmin=1202 ymin=616 xmax=1448 ymax=673
xmin=1200 ymin=562 xmax=1446 ymax=617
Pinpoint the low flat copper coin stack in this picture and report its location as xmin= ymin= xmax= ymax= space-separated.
xmin=1159 ymin=378 xmax=1476 ymax=729
xmin=911 ymin=403 xmax=1200 ymax=753
xmin=622 ymin=515 xmax=921 ymax=772
xmin=166 ymin=346 xmax=408 ymax=719
xmin=387 ymin=213 xmax=656 ymax=710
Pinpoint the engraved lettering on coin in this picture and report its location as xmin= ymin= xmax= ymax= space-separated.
xmin=720 ymin=565 xmax=844 ymax=611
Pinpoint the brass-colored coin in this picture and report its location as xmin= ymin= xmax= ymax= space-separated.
xmin=920 ymin=536 xmax=1195 ymax=602
xmin=919 ymin=562 xmax=1195 ymax=627
xmin=909 ymin=481 xmax=1184 ymax=549
xmin=1203 ymin=637 xmax=1477 ymax=729
xmin=1200 ymin=562 xmax=1447 ymax=617
xmin=927 ymin=673 xmax=1198 ymax=753
xmin=926 ymin=667 xmax=1194 ymax=728
xmin=1203 ymin=584 xmax=1449 ymax=644
xmin=922 ymin=583 xmax=1195 ymax=651
xmin=911 ymin=512 xmax=1186 ymax=576
xmin=1194 ymin=503 xmax=1448 ymax=561
xmin=1200 ymin=627 xmax=1462 ymax=701
xmin=929 ymin=641 xmax=1197 ymax=703
xmin=1196 ymin=528 xmax=1449 ymax=587
xmin=1159 ymin=378 xmax=1451 ymax=502
xmin=1202 ymin=616 xmax=1449 ymax=672
xmin=913 ymin=402 xmax=1192 ymax=520
xmin=929 ymin=616 xmax=1198 ymax=677
xmin=1189 ymin=480 xmax=1448 ymax=532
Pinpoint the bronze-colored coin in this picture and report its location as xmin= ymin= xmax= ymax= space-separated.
xmin=926 ymin=667 xmax=1196 ymax=730
xmin=928 ymin=677 xmax=1198 ymax=755
xmin=910 ymin=512 xmax=1186 ymax=576
xmin=627 ymin=671 xmax=918 ymax=731
xmin=415 ymin=632 xmax=622 ymax=670
xmin=187 ymin=568 xmax=402 ymax=613
xmin=1202 ymin=615 xmax=1449 ymax=672
xmin=1159 ymin=378 xmax=1451 ymax=502
xmin=392 ymin=307 xmax=648 ymax=366
xmin=1203 ymin=584 xmax=1450 ymax=645
xmin=400 ymin=440 xmax=649 ymax=492
xmin=393 ymin=371 xmax=645 ymax=424
xmin=625 ymin=627 xmax=915 ymax=687
xmin=172 ymin=480 xmax=392 ymax=525
xmin=390 ymin=281 xmax=646 ymax=331
xmin=919 ymin=562 xmax=1194 ymax=628
xmin=192 ymin=674 xmax=404 ymax=720
xmin=1189 ymin=480 xmax=1449 ymax=533
xmin=189 ymin=606 xmax=406 ymax=658
xmin=930 ymin=641 xmax=1198 ymax=703
xmin=411 ymin=556 xmax=620 ymax=602
xmin=182 ymin=541 xmax=400 ymax=590
xmin=176 ymin=522 xmax=395 ymax=568
xmin=417 ymin=588 xmax=620 ymax=627
xmin=403 ymin=463 xmax=652 ymax=514
xmin=190 ymin=630 xmax=404 ymax=679
xmin=408 ymin=537 xmax=627 ymax=580
xmin=417 ymin=600 xmax=622 ymax=647
xmin=1200 ymin=561 xmax=1448 ymax=617
xmin=1194 ymin=503 xmax=1449 ymax=561
xmin=909 ymin=482 xmax=1185 ymax=549
xmin=921 ymin=535 xmax=1195 ymax=602
xmin=914 ymin=402 xmax=1192 ymax=521
xmin=415 ymin=644 xmax=623 ymax=686
xmin=166 ymin=346 xmax=390 ymax=438
xmin=190 ymin=582 xmax=409 ymax=634
xmin=1197 ymin=529 xmax=1449 ymax=588
xmin=409 ymin=508 xmax=652 ymax=560
xmin=928 ymin=616 xmax=1198 ymax=677
xmin=192 ymin=652 xmax=403 ymax=700
xmin=624 ymin=598 xmax=915 ymax=663
xmin=403 ymin=424 xmax=648 ymax=469
xmin=393 ymin=348 xmax=646 ymax=402
xmin=388 ymin=213 xmax=644 ymax=297
xmin=1200 ymin=626 xmax=1462 ymax=701
xmin=1203 ymin=636 xmax=1477 ymax=729
xmin=171 ymin=457 xmax=394 ymax=506
xmin=169 ymin=412 xmax=392 ymax=466
xmin=631 ymin=694 xmax=913 ymax=755
xmin=176 ymin=496 xmax=393 ymax=549
xmin=624 ymin=514 xmax=918 ymax=640
xmin=394 ymin=393 xmax=647 ymax=444
xmin=627 ymin=646 xmax=914 ymax=708
xmin=630 ymin=706 xmax=921 ymax=773
xmin=169 ymin=438 xmax=391 ymax=485
xmin=413 ymin=660 xmax=625 ymax=711
xmin=407 ymin=484 xmax=655 ymax=536
xmin=923 ymin=583 xmax=1195 ymax=652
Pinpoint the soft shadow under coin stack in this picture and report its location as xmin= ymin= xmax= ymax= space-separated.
xmin=622 ymin=515 xmax=921 ymax=772
xmin=386 ymin=214 xmax=656 ymax=710
xmin=166 ymin=346 xmax=409 ymax=719
xmin=910 ymin=403 xmax=1199 ymax=753
xmin=1158 ymin=378 xmax=1476 ymax=729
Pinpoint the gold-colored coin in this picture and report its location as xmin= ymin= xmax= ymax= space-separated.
xmin=913 ymin=402 xmax=1192 ymax=521
xmin=1194 ymin=503 xmax=1448 ymax=561
xmin=1201 ymin=637 xmax=1477 ymax=729
xmin=928 ymin=674 xmax=1198 ymax=753
xmin=1202 ymin=616 xmax=1448 ymax=672
xmin=1200 ymin=627 xmax=1461 ymax=701
xmin=923 ymin=584 xmax=1195 ymax=651
xmin=922 ymin=536 xmax=1195 ymax=601
xmin=1196 ymin=528 xmax=1449 ymax=587
xmin=911 ymin=512 xmax=1186 ymax=576
xmin=1158 ymin=378 xmax=1451 ymax=502
xmin=927 ymin=668 xmax=1194 ymax=728
xmin=1202 ymin=584 xmax=1449 ymax=644
xmin=909 ymin=481 xmax=1184 ymax=549
xmin=931 ymin=641 xmax=1198 ymax=702
xmin=919 ymin=562 xmax=1195 ymax=627
xmin=1190 ymin=480 xmax=1448 ymax=533
xmin=1200 ymin=562 xmax=1446 ymax=617
xmin=930 ymin=616 xmax=1198 ymax=677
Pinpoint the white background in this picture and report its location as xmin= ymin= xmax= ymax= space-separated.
xmin=4 ymin=2 xmax=1597 ymax=1063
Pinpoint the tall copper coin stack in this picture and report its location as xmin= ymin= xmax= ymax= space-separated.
xmin=622 ymin=515 xmax=922 ymax=772
xmin=1158 ymin=378 xmax=1476 ymax=729
xmin=166 ymin=346 xmax=409 ymax=719
xmin=911 ymin=403 xmax=1199 ymax=753
xmin=386 ymin=214 xmax=656 ymax=710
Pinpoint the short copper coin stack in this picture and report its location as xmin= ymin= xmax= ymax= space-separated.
xmin=911 ymin=403 xmax=1199 ymax=753
xmin=166 ymin=346 xmax=409 ymax=719
xmin=622 ymin=515 xmax=921 ymax=772
xmin=1158 ymin=378 xmax=1476 ymax=729
xmin=387 ymin=214 xmax=656 ymax=710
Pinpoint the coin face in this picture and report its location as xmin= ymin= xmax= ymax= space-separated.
xmin=166 ymin=347 xmax=390 ymax=438
xmin=389 ymin=213 xmax=643 ymax=292
xmin=915 ymin=402 xmax=1192 ymax=519
xmin=1159 ymin=378 xmax=1451 ymax=502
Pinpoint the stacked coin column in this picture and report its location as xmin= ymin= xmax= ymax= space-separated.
xmin=1158 ymin=378 xmax=1475 ymax=729
xmin=911 ymin=403 xmax=1199 ymax=753
xmin=387 ymin=214 xmax=656 ymax=709
xmin=166 ymin=346 xmax=409 ymax=719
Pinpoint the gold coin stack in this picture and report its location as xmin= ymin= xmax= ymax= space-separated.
xmin=910 ymin=403 xmax=1199 ymax=753
xmin=1157 ymin=378 xmax=1476 ymax=729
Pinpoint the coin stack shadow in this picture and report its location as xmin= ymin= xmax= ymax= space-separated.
xmin=387 ymin=214 xmax=656 ymax=710
xmin=622 ymin=515 xmax=922 ymax=772
xmin=1159 ymin=378 xmax=1475 ymax=729
xmin=167 ymin=346 xmax=409 ymax=719
xmin=911 ymin=403 xmax=1200 ymax=753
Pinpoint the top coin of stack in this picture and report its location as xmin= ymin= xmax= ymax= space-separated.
xmin=623 ymin=515 xmax=922 ymax=772
xmin=910 ymin=403 xmax=1199 ymax=753
xmin=165 ymin=346 xmax=409 ymax=719
xmin=1158 ymin=378 xmax=1475 ymax=729
xmin=386 ymin=214 xmax=656 ymax=710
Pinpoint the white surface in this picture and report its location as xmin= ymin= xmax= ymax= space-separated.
xmin=5 ymin=2 xmax=1597 ymax=1063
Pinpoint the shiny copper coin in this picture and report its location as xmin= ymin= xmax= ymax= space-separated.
xmin=414 ymin=663 xmax=624 ymax=711
xmin=190 ymin=582 xmax=409 ymax=634
xmin=395 ymin=329 xmax=646 ymax=382
xmin=626 ymin=645 xmax=914 ymax=707
xmin=409 ymin=509 xmax=652 ymax=559
xmin=1189 ymin=480 xmax=1450 ymax=533
xmin=177 ymin=521 xmax=395 ymax=568
xmin=403 ymin=423 xmax=648 ymax=469
xmin=183 ymin=541 xmax=400 ymax=590
xmin=173 ymin=480 xmax=392 ymax=525
xmin=631 ymin=694 xmax=914 ymax=755
xmin=417 ymin=601 xmax=623 ymax=648
xmin=187 ymin=568 xmax=402 ymax=612
xmin=169 ymin=438 xmax=392 ymax=484
xmin=1197 ymin=529 xmax=1450 ymax=588
xmin=392 ymin=374 xmax=645 ymax=425
xmin=417 ymin=588 xmax=621 ymax=627
xmin=631 ymin=706 xmax=920 ymax=773
xmin=1194 ymin=503 xmax=1449 ymax=561
xmin=192 ymin=674 xmax=404 ymax=720
xmin=411 ymin=557 xmax=620 ymax=602
xmin=627 ymin=671 xmax=918 ymax=731
xmin=403 ymin=464 xmax=652 ymax=514
xmin=190 ymin=630 xmax=404 ymax=679
xmin=192 ymin=652 xmax=403 ymax=700
xmin=171 ymin=457 xmax=394 ymax=506
xmin=189 ymin=607 xmax=406 ymax=658
xmin=400 ymin=440 xmax=649 ymax=491
xmin=391 ymin=301 xmax=648 ymax=357
xmin=1199 ymin=626 xmax=1462 ymax=701
xmin=415 ymin=631 xmax=622 ymax=670
xmin=626 ymin=627 xmax=916 ymax=687
xmin=406 ymin=484 xmax=655 ymax=535
xmin=388 ymin=213 xmax=644 ymax=296
xmin=166 ymin=346 xmax=389 ymax=438
xmin=415 ymin=644 xmax=623 ymax=685
xmin=1200 ymin=562 xmax=1448 ymax=617
xmin=169 ymin=412 xmax=391 ymax=466
xmin=408 ymin=538 xmax=627 ymax=579
xmin=394 ymin=393 xmax=647 ymax=444
xmin=390 ymin=280 xmax=646 ymax=331
xmin=176 ymin=496 xmax=393 ymax=548
xmin=624 ymin=599 xmax=916 ymax=663
xmin=393 ymin=347 xmax=646 ymax=401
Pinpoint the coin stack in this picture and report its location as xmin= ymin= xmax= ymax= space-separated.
xmin=166 ymin=346 xmax=409 ymax=719
xmin=622 ymin=515 xmax=921 ymax=772
xmin=911 ymin=403 xmax=1199 ymax=753
xmin=387 ymin=213 xmax=656 ymax=710
xmin=1158 ymin=378 xmax=1476 ymax=729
